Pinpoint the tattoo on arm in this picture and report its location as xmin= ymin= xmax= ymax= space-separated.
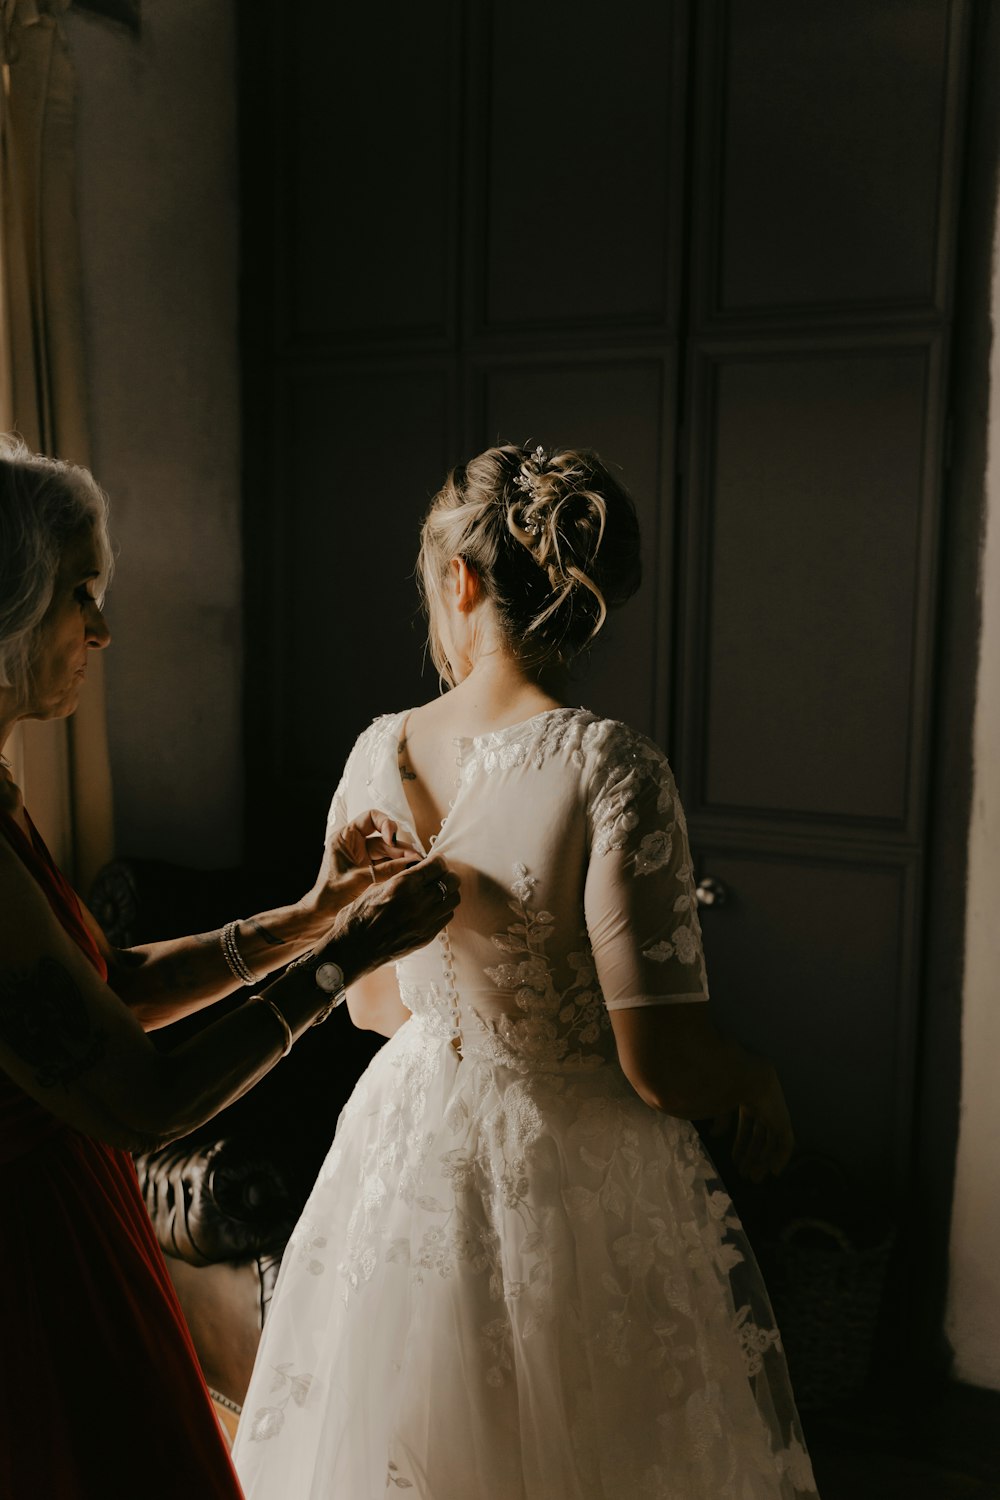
xmin=248 ymin=918 xmax=286 ymax=948
xmin=0 ymin=958 xmax=107 ymax=1088
xmin=141 ymin=930 xmax=220 ymax=996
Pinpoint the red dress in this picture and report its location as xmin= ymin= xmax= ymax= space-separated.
xmin=0 ymin=810 xmax=244 ymax=1498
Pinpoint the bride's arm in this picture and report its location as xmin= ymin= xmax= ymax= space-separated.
xmin=346 ymin=966 xmax=411 ymax=1037
xmin=608 ymin=1003 xmax=793 ymax=1182
xmin=585 ymin=731 xmax=794 ymax=1182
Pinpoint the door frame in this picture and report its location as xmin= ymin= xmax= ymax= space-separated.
xmin=912 ymin=0 xmax=1000 ymax=1378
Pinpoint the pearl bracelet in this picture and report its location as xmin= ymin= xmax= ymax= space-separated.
xmin=221 ymin=920 xmax=258 ymax=986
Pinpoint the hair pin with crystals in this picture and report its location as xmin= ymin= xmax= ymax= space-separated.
xmin=513 ymin=445 xmax=547 ymax=495
xmin=513 ymin=447 xmax=547 ymax=534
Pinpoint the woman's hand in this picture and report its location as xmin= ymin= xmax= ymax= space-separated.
xmin=322 ymin=855 xmax=460 ymax=983
xmin=307 ymin=808 xmax=423 ymax=921
xmin=729 ymin=1063 xmax=795 ymax=1183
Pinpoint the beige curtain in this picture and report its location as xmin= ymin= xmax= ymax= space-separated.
xmin=0 ymin=0 xmax=113 ymax=887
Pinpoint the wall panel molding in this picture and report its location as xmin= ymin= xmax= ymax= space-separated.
xmin=464 ymin=0 xmax=688 ymax=339
xmin=692 ymin=844 xmax=920 ymax=1195
xmin=678 ymin=337 xmax=946 ymax=842
xmin=274 ymin=0 xmax=463 ymax=351
xmin=692 ymin=0 xmax=971 ymax=330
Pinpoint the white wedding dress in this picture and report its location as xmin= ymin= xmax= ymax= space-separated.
xmin=233 ymin=708 xmax=818 ymax=1500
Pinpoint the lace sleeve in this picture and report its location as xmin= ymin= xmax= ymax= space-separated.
xmin=584 ymin=724 xmax=709 ymax=1010
xmin=322 ymin=716 xmax=394 ymax=845
xmin=324 ymin=764 xmax=352 ymax=845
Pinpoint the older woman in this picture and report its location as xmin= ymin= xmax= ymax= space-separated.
xmin=0 ymin=439 xmax=460 ymax=1498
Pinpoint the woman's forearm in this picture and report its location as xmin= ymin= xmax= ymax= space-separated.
xmin=128 ymin=953 xmax=347 ymax=1147
xmin=106 ymin=808 xmax=428 ymax=1026
xmin=609 ymin=1004 xmax=796 ymax=1180
xmin=631 ymin=1027 xmax=771 ymax=1120
xmin=109 ymin=897 xmax=333 ymax=1027
xmin=0 ymin=933 xmax=349 ymax=1155
xmin=0 ymin=845 xmax=459 ymax=1152
xmin=610 ymin=1004 xmax=772 ymax=1120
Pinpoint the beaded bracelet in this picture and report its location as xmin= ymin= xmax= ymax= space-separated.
xmin=221 ymin=920 xmax=258 ymax=986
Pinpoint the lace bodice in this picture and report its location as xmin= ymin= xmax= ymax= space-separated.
xmin=326 ymin=707 xmax=708 ymax=1070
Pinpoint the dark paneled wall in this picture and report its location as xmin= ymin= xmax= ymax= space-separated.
xmin=241 ymin=0 xmax=689 ymax=858
xmin=240 ymin=0 xmax=975 ymax=1365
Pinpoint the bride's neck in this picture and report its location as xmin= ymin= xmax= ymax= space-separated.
xmin=445 ymin=653 xmax=566 ymax=728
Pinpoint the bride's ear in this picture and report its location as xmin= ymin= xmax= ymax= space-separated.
xmin=449 ymin=557 xmax=481 ymax=613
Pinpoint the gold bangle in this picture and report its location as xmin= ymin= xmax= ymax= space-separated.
xmin=253 ymin=994 xmax=293 ymax=1058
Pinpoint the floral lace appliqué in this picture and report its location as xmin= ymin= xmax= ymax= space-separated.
xmin=469 ymin=707 xmax=603 ymax=776
xmin=735 ymin=1304 xmax=784 ymax=1377
xmin=248 ymin=1362 xmax=314 ymax=1442
xmin=484 ymin=863 xmax=610 ymax=1072
xmin=585 ymin=722 xmax=707 ymax=995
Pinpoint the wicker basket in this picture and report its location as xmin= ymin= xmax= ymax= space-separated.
xmin=761 ymin=1215 xmax=895 ymax=1410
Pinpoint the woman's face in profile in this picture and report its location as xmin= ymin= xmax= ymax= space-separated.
xmin=24 ymin=529 xmax=110 ymax=721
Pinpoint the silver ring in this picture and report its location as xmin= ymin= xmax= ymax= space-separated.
xmin=437 ymin=879 xmax=448 ymax=901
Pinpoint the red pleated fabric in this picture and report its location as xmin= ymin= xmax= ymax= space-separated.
xmin=0 ymin=810 xmax=244 ymax=1499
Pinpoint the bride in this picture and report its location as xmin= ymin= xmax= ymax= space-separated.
xmin=233 ymin=444 xmax=819 ymax=1499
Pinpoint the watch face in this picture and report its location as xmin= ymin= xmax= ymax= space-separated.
xmin=315 ymin=960 xmax=345 ymax=995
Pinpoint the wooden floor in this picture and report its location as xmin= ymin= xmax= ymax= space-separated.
xmin=804 ymin=1381 xmax=1000 ymax=1500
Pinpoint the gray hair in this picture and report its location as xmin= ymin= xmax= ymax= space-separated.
xmin=0 ymin=436 xmax=114 ymax=698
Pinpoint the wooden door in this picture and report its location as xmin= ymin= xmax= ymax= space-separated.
xmin=678 ymin=1 xmax=970 ymax=1211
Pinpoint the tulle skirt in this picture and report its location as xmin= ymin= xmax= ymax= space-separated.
xmin=233 ymin=1018 xmax=818 ymax=1500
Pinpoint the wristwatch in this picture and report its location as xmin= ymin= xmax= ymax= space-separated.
xmin=313 ymin=959 xmax=347 ymax=1025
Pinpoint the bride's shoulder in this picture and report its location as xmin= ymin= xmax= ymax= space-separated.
xmin=582 ymin=714 xmax=671 ymax=768
xmin=356 ymin=707 xmax=410 ymax=746
xmin=516 ymin=708 xmax=671 ymax=774
xmin=579 ymin=715 xmax=677 ymax=797
xmin=578 ymin=719 xmax=683 ymax=853
xmin=337 ymin=709 xmax=411 ymax=777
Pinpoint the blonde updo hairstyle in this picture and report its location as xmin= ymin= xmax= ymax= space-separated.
xmin=418 ymin=444 xmax=641 ymax=686
xmin=0 ymin=436 xmax=113 ymax=701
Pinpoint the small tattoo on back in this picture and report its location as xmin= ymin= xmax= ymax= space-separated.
xmin=397 ymin=736 xmax=417 ymax=782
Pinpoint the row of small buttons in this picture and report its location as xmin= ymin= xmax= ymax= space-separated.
xmin=435 ymin=739 xmax=464 ymax=1054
